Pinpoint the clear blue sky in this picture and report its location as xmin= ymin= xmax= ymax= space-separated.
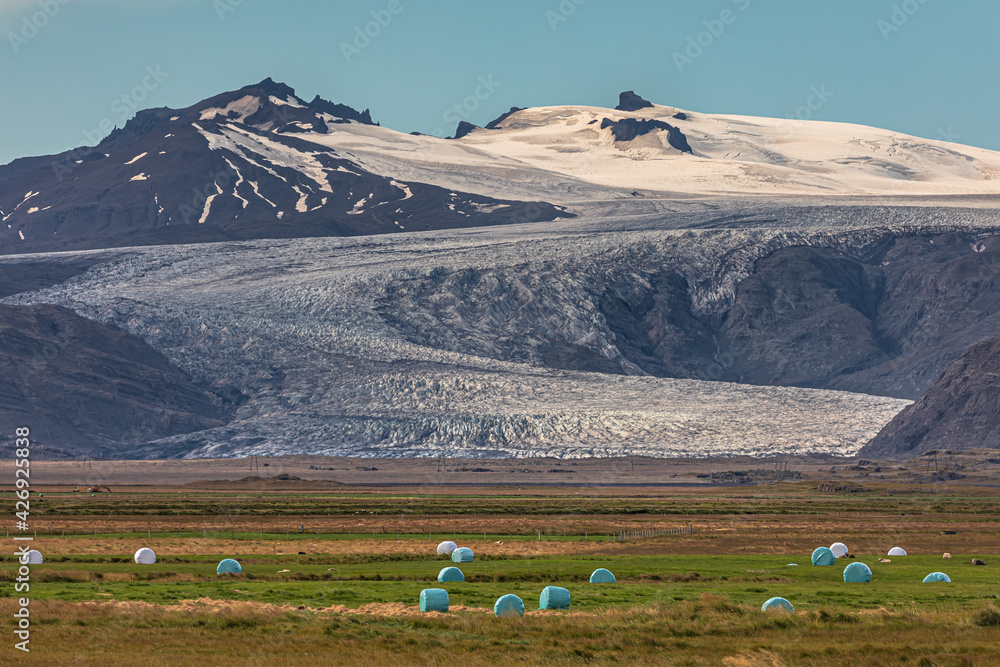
xmin=1 ymin=0 xmax=997 ymax=165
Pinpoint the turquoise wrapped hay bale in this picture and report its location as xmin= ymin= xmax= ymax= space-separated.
xmin=438 ymin=566 xmax=465 ymax=583
xmin=761 ymin=597 xmax=794 ymax=613
xmin=452 ymin=547 xmax=474 ymax=563
xmin=590 ymin=568 xmax=616 ymax=583
xmin=539 ymin=586 xmax=571 ymax=610
xmin=843 ymin=562 xmax=873 ymax=583
xmin=811 ymin=547 xmax=836 ymax=566
xmin=494 ymin=594 xmax=525 ymax=618
xmin=923 ymin=572 xmax=951 ymax=583
xmin=217 ymin=558 xmax=242 ymax=575
xmin=420 ymin=588 xmax=449 ymax=612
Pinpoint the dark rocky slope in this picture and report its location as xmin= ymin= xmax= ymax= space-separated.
xmin=0 ymin=304 xmax=237 ymax=457
xmin=378 ymin=230 xmax=1000 ymax=400
xmin=0 ymin=79 xmax=567 ymax=255
xmin=862 ymin=337 xmax=1000 ymax=458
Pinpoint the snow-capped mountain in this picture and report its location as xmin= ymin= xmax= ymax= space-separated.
xmin=5 ymin=84 xmax=1000 ymax=460
xmin=271 ymin=89 xmax=1000 ymax=201
xmin=0 ymin=79 xmax=567 ymax=253
xmin=5 ymin=84 xmax=1000 ymax=254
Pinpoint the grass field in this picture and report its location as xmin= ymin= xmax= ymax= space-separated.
xmin=3 ymin=477 xmax=1000 ymax=665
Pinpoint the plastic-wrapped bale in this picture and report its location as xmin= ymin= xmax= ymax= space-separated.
xmin=811 ymin=547 xmax=836 ymax=566
xmin=761 ymin=597 xmax=794 ymax=613
xmin=539 ymin=586 xmax=571 ymax=610
xmin=436 ymin=541 xmax=458 ymax=556
xmin=590 ymin=568 xmax=616 ymax=583
xmin=438 ymin=566 xmax=465 ymax=583
xmin=830 ymin=542 xmax=849 ymax=558
xmin=888 ymin=547 xmax=908 ymax=556
xmin=217 ymin=558 xmax=242 ymax=574
xmin=923 ymin=572 xmax=951 ymax=583
xmin=494 ymin=594 xmax=525 ymax=618
xmin=843 ymin=562 xmax=873 ymax=583
xmin=134 ymin=548 xmax=156 ymax=565
xmin=420 ymin=588 xmax=449 ymax=612
xmin=25 ymin=550 xmax=43 ymax=565
xmin=452 ymin=547 xmax=474 ymax=563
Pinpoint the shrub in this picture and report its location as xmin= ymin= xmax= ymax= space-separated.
xmin=974 ymin=606 xmax=1000 ymax=627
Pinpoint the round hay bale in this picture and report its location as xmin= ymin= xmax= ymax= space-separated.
xmin=494 ymin=594 xmax=524 ymax=618
xmin=134 ymin=548 xmax=156 ymax=565
xmin=539 ymin=586 xmax=571 ymax=610
xmin=437 ymin=566 xmax=465 ymax=583
xmin=811 ymin=547 xmax=836 ymax=566
xmin=888 ymin=547 xmax=908 ymax=556
xmin=436 ymin=541 xmax=458 ymax=556
xmin=843 ymin=562 xmax=873 ymax=583
xmin=923 ymin=572 xmax=951 ymax=583
xmin=451 ymin=547 xmax=474 ymax=563
xmin=830 ymin=542 xmax=849 ymax=558
xmin=761 ymin=597 xmax=794 ymax=613
xmin=217 ymin=558 xmax=242 ymax=575
xmin=589 ymin=568 xmax=616 ymax=583
xmin=420 ymin=588 xmax=449 ymax=613
xmin=25 ymin=550 xmax=43 ymax=565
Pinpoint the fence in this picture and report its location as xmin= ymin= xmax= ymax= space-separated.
xmin=617 ymin=525 xmax=694 ymax=542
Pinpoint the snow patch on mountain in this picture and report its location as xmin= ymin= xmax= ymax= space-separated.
xmin=199 ymin=94 xmax=263 ymax=122
xmin=198 ymin=183 xmax=222 ymax=224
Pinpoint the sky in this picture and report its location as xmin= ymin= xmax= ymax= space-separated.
xmin=0 ymin=0 xmax=997 ymax=165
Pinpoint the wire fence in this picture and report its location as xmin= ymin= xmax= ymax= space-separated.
xmin=617 ymin=525 xmax=694 ymax=542
xmin=5 ymin=524 xmax=697 ymax=543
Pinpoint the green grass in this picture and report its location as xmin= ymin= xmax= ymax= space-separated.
xmin=4 ymin=553 xmax=997 ymax=612
xmin=7 ymin=483 xmax=1000 ymax=664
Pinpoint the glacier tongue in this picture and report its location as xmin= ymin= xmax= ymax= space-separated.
xmin=0 ymin=204 xmax=938 ymax=459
